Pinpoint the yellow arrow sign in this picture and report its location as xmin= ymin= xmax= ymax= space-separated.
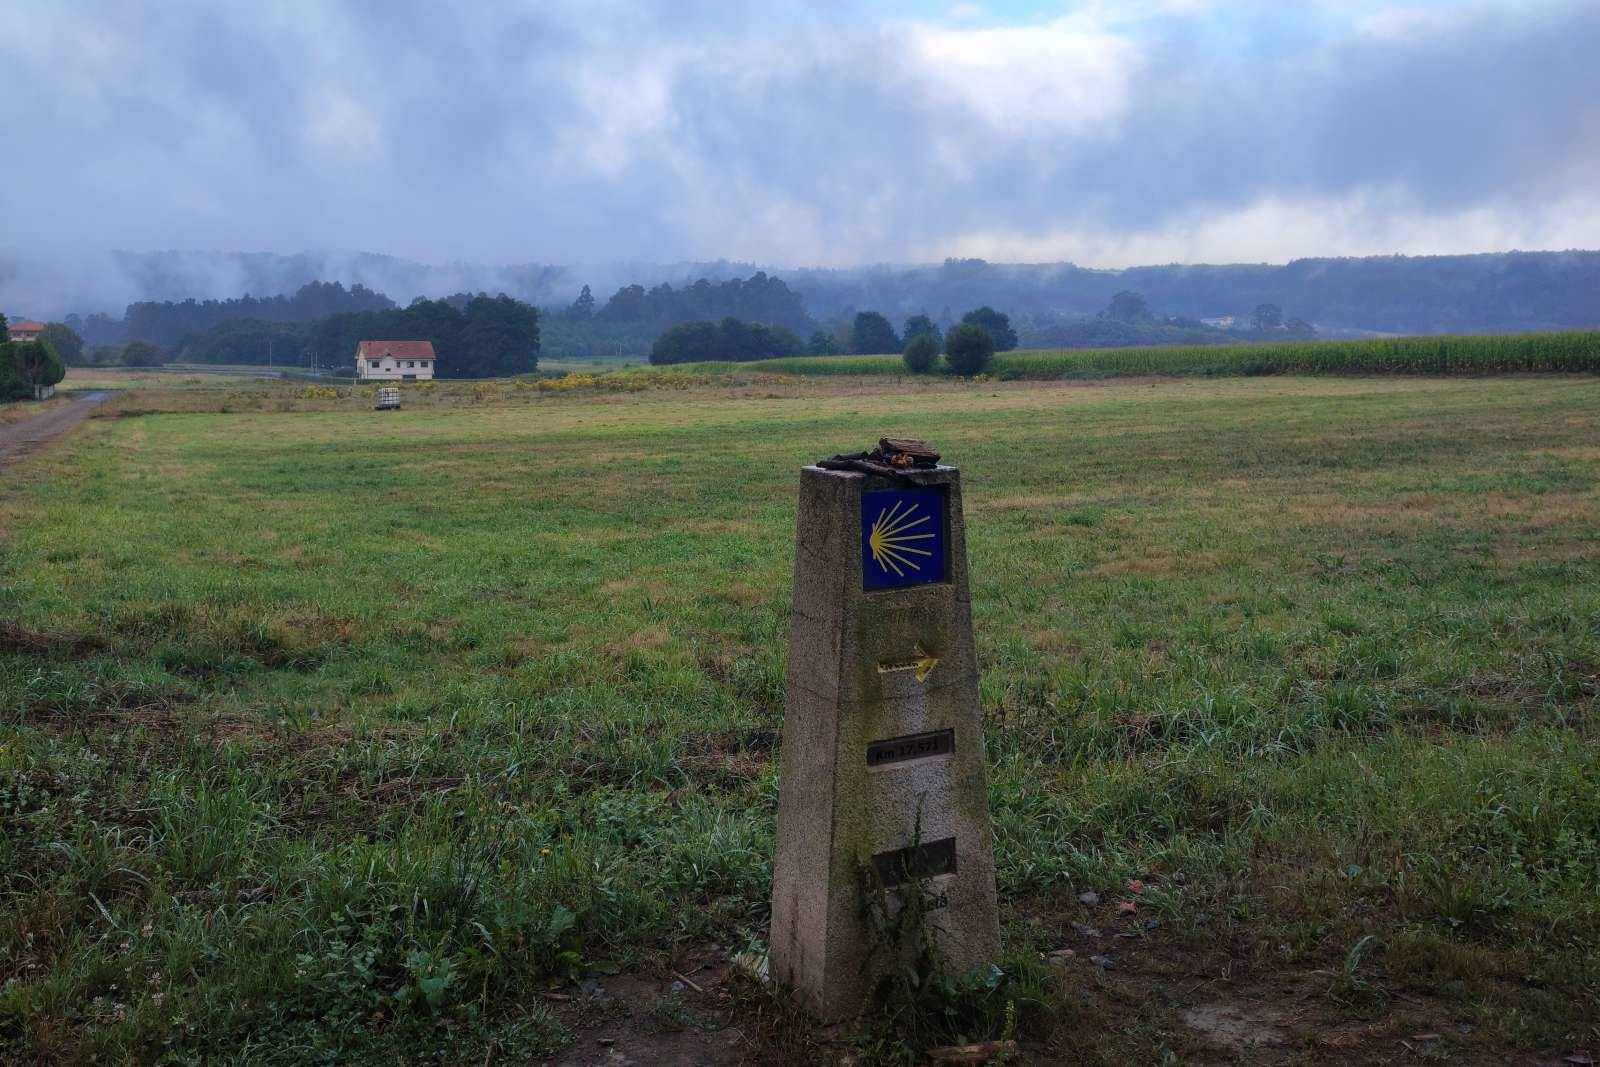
xmin=877 ymin=644 xmax=941 ymax=683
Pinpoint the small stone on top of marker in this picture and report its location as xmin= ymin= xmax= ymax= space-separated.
xmin=816 ymin=437 xmax=941 ymax=477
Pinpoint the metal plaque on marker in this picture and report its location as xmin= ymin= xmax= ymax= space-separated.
xmin=866 ymin=728 xmax=955 ymax=768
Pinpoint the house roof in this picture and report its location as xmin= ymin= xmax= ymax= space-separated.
xmin=357 ymin=339 xmax=435 ymax=360
xmin=9 ymin=320 xmax=45 ymax=332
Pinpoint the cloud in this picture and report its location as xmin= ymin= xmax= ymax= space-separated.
xmin=933 ymin=189 xmax=1600 ymax=267
xmin=306 ymin=94 xmax=382 ymax=157
xmin=905 ymin=19 xmax=1137 ymax=136
xmin=0 ymin=0 xmax=1596 ymax=314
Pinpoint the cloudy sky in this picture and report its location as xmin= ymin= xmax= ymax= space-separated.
xmin=1 ymin=0 xmax=1596 ymax=270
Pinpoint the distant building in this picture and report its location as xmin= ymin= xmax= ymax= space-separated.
xmin=355 ymin=340 xmax=436 ymax=380
xmin=1200 ymin=316 xmax=1236 ymax=330
xmin=7 ymin=320 xmax=45 ymax=343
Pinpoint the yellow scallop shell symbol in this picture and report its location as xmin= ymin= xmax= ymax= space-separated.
xmin=868 ymin=499 xmax=935 ymax=577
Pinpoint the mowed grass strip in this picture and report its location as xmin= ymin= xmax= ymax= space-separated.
xmin=668 ymin=327 xmax=1600 ymax=379
xmin=1 ymin=375 xmax=1598 ymax=1061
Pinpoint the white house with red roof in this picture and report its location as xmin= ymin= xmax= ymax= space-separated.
xmin=355 ymin=339 xmax=436 ymax=380
xmin=7 ymin=320 xmax=46 ymax=344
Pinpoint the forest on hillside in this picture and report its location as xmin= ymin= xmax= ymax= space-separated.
xmin=16 ymin=248 xmax=1597 ymax=343
xmin=782 ymin=251 xmax=1600 ymax=336
xmin=59 ymin=290 xmax=539 ymax=378
xmin=68 ymin=273 xmax=814 ymax=367
xmin=69 ymin=281 xmax=396 ymax=348
xmin=541 ymin=272 xmax=812 ymax=359
xmin=17 ymin=250 xmax=1600 ymax=367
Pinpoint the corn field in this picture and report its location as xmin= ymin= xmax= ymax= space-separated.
xmin=671 ymin=329 xmax=1600 ymax=379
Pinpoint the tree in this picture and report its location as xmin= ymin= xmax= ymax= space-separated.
xmin=458 ymin=294 xmax=540 ymax=377
xmin=944 ymin=323 xmax=995 ymax=376
xmin=0 ymin=346 xmax=24 ymax=401
xmin=649 ymin=317 xmax=802 ymax=365
xmin=13 ymin=340 xmax=65 ymax=391
xmin=172 ymin=319 xmax=309 ymax=366
xmin=1106 ymin=291 xmax=1150 ymax=323
xmin=902 ymin=332 xmax=939 ymax=374
xmin=305 ymin=292 xmax=540 ymax=378
xmin=850 ymin=311 xmax=899 ymax=354
xmin=570 ymin=285 xmax=595 ymax=320
xmin=959 ymin=306 xmax=1017 ymax=351
xmin=1251 ymin=303 xmax=1284 ymax=331
xmin=902 ymin=314 xmax=942 ymax=350
xmin=651 ymin=321 xmax=720 ymax=364
xmin=808 ymin=329 xmax=841 ymax=356
xmin=122 ymin=341 xmax=163 ymax=367
xmin=596 ymin=272 xmax=811 ymax=333
xmin=40 ymin=323 xmax=85 ymax=366
xmin=119 ymin=282 xmax=395 ymax=349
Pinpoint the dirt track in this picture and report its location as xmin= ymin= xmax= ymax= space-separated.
xmin=0 ymin=391 xmax=113 ymax=467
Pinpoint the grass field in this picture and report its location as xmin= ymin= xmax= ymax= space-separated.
xmin=3 ymin=373 xmax=1599 ymax=1062
xmin=668 ymin=328 xmax=1600 ymax=379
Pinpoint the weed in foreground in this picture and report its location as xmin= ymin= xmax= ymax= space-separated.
xmin=852 ymin=821 xmax=1052 ymax=1063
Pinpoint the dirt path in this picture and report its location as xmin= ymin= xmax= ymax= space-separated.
xmin=0 ymin=391 xmax=114 ymax=467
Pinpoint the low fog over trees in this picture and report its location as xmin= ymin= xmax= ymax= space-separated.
xmin=28 ymin=249 xmax=1600 ymax=356
xmin=25 ymin=249 xmax=1600 ymax=371
xmin=782 ymin=252 xmax=1600 ymax=337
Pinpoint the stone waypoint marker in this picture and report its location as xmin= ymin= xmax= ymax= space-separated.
xmin=769 ymin=443 xmax=1000 ymax=1019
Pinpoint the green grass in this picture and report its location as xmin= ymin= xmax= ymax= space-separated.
xmin=2 ymin=375 xmax=1599 ymax=1061
xmin=666 ymin=328 xmax=1600 ymax=379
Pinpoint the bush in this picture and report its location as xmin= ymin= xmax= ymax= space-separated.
xmin=945 ymin=324 xmax=995 ymax=376
xmin=902 ymin=333 xmax=940 ymax=374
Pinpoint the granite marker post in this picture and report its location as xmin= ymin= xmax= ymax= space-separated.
xmin=769 ymin=454 xmax=999 ymax=1019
